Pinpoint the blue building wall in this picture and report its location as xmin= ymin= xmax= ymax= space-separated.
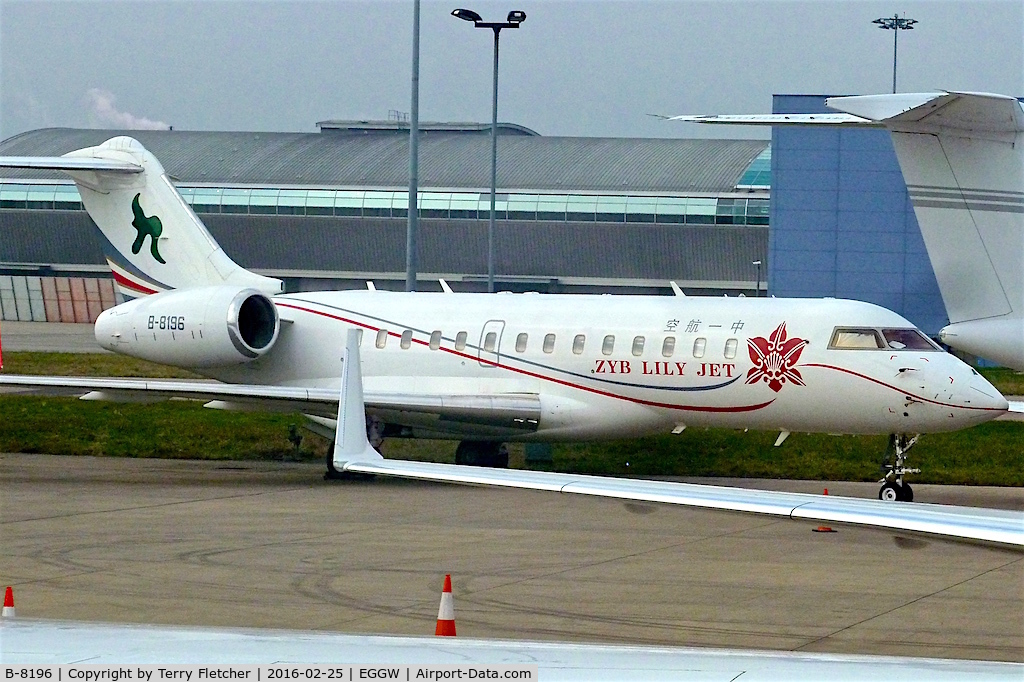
xmin=768 ymin=95 xmax=948 ymax=335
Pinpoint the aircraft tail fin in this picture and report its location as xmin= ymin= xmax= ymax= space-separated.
xmin=0 ymin=137 xmax=282 ymax=300
xmin=824 ymin=92 xmax=1024 ymax=325
xmin=827 ymin=92 xmax=1024 ymax=366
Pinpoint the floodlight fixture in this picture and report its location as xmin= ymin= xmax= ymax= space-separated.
xmin=452 ymin=8 xmax=482 ymax=23
xmin=873 ymin=14 xmax=918 ymax=93
xmin=451 ymin=8 xmax=527 ymax=292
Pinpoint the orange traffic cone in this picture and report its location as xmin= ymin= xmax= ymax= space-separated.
xmin=2 ymin=586 xmax=14 ymax=617
xmin=813 ymin=489 xmax=836 ymax=533
xmin=434 ymin=574 xmax=456 ymax=636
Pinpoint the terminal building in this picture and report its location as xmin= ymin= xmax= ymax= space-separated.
xmin=0 ymin=96 xmax=947 ymax=336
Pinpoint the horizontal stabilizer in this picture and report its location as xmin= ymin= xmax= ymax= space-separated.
xmin=669 ymin=113 xmax=874 ymax=126
xmin=0 ymin=156 xmax=142 ymax=173
xmin=827 ymin=91 xmax=1024 ymax=135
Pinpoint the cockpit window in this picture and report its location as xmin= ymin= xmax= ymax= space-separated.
xmin=830 ymin=327 xmax=942 ymax=351
xmin=881 ymin=328 xmax=941 ymax=351
xmin=829 ymin=328 xmax=884 ymax=349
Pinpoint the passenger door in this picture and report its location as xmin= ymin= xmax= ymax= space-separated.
xmin=478 ymin=320 xmax=505 ymax=367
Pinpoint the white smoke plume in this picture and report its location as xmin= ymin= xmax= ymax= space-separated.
xmin=85 ymin=89 xmax=171 ymax=130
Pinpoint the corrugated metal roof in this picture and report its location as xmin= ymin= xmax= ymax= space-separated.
xmin=0 ymin=128 xmax=768 ymax=194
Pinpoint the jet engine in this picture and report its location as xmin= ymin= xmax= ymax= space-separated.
xmin=94 ymin=285 xmax=280 ymax=367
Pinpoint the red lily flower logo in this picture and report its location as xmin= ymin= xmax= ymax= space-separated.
xmin=746 ymin=322 xmax=808 ymax=393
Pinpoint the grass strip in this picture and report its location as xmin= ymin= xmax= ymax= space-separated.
xmin=1 ymin=352 xmax=1021 ymax=484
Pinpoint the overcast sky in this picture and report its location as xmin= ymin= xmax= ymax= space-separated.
xmin=1 ymin=0 xmax=1021 ymax=141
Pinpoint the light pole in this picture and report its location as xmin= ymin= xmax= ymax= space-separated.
xmin=406 ymin=0 xmax=421 ymax=292
xmin=452 ymin=8 xmax=526 ymax=293
xmin=872 ymin=14 xmax=917 ymax=93
xmin=752 ymin=260 xmax=762 ymax=297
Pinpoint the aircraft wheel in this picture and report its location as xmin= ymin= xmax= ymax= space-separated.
xmin=324 ymin=442 xmax=343 ymax=480
xmin=901 ymin=483 xmax=914 ymax=502
xmin=879 ymin=482 xmax=901 ymax=502
xmin=455 ymin=441 xmax=509 ymax=468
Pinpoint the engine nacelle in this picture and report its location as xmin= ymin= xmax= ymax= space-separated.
xmin=95 ymin=285 xmax=280 ymax=367
xmin=939 ymin=316 xmax=1024 ymax=370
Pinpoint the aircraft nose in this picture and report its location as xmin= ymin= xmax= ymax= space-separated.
xmin=968 ymin=371 xmax=1009 ymax=412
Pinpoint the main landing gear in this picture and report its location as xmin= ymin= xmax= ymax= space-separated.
xmin=324 ymin=415 xmax=384 ymax=480
xmin=455 ymin=440 xmax=509 ymax=468
xmin=878 ymin=433 xmax=920 ymax=502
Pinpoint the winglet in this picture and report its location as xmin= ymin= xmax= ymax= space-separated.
xmin=333 ymin=328 xmax=383 ymax=468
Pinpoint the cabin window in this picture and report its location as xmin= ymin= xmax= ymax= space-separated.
xmin=573 ymin=334 xmax=586 ymax=355
xmin=543 ymin=333 xmax=556 ymax=354
xmin=724 ymin=338 xmax=738 ymax=359
xmin=661 ymin=336 xmax=675 ymax=358
xmin=375 ymin=329 xmax=388 ymax=349
xmin=881 ymin=328 xmax=941 ymax=351
xmin=693 ymin=337 xmax=706 ymax=358
xmin=455 ymin=331 xmax=468 ymax=351
xmin=400 ymin=329 xmax=413 ymax=349
xmin=483 ymin=331 xmax=497 ymax=352
xmin=632 ymin=336 xmax=645 ymax=356
xmin=429 ymin=330 xmax=442 ymax=350
xmin=830 ymin=328 xmax=884 ymax=349
xmin=602 ymin=335 xmax=615 ymax=355
xmin=516 ymin=333 xmax=528 ymax=353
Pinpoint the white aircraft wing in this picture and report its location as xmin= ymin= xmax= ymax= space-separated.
xmin=4 ymin=619 xmax=1023 ymax=680
xmin=344 ymin=459 xmax=1024 ymax=548
xmin=2 ymin=370 xmax=1021 ymax=548
xmin=0 ymin=374 xmax=541 ymax=431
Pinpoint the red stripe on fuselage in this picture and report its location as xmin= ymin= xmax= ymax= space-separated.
xmin=275 ymin=301 xmax=774 ymax=414
xmin=800 ymin=362 xmax=1003 ymax=412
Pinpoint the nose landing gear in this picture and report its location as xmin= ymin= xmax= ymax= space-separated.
xmin=878 ymin=433 xmax=920 ymax=502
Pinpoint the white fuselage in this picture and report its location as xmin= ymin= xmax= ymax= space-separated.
xmin=198 ymin=291 xmax=1006 ymax=440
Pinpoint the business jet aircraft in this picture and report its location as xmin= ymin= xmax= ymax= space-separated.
xmin=675 ymin=90 xmax=1024 ymax=372
xmin=0 ymin=137 xmax=1011 ymax=515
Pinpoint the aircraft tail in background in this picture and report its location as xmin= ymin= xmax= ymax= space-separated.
xmin=825 ymin=92 xmax=1024 ymax=368
xmin=0 ymin=137 xmax=282 ymax=300
xmin=675 ymin=91 xmax=1024 ymax=368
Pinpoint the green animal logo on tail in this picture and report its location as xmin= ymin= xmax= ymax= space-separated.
xmin=130 ymin=193 xmax=166 ymax=264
